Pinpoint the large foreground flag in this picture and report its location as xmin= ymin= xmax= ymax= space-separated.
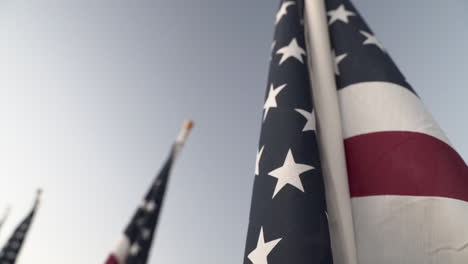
xmin=302 ymin=0 xmax=468 ymax=263
xmin=105 ymin=121 xmax=193 ymax=264
xmin=243 ymin=1 xmax=333 ymax=263
xmin=0 ymin=190 xmax=41 ymax=264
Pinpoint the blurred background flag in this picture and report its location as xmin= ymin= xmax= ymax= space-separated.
xmin=105 ymin=121 xmax=193 ymax=264
xmin=242 ymin=1 xmax=333 ymax=263
xmin=0 ymin=190 xmax=41 ymax=264
xmin=302 ymin=0 xmax=468 ymax=263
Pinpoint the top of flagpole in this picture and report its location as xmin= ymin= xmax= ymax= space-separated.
xmin=36 ymin=188 xmax=43 ymax=198
xmin=176 ymin=120 xmax=194 ymax=144
xmin=34 ymin=188 xmax=43 ymax=207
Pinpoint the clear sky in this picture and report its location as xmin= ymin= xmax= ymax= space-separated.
xmin=0 ymin=0 xmax=466 ymax=263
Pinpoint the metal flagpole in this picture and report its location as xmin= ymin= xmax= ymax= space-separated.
xmin=302 ymin=1 xmax=358 ymax=263
xmin=0 ymin=206 xmax=11 ymax=234
xmin=35 ymin=188 xmax=42 ymax=207
xmin=174 ymin=120 xmax=194 ymax=160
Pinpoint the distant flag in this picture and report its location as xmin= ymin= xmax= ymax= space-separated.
xmin=105 ymin=121 xmax=194 ymax=264
xmin=0 ymin=206 xmax=11 ymax=235
xmin=243 ymin=1 xmax=333 ymax=263
xmin=0 ymin=190 xmax=41 ymax=264
xmin=301 ymin=0 xmax=468 ymax=263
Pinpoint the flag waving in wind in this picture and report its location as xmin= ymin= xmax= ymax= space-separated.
xmin=105 ymin=121 xmax=194 ymax=264
xmin=301 ymin=0 xmax=468 ymax=263
xmin=244 ymin=0 xmax=467 ymax=263
xmin=0 ymin=190 xmax=41 ymax=264
xmin=321 ymin=0 xmax=468 ymax=262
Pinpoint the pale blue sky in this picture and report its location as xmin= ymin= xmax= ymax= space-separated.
xmin=0 ymin=1 xmax=466 ymax=263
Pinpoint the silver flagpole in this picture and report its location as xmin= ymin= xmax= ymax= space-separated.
xmin=173 ymin=120 xmax=194 ymax=160
xmin=303 ymin=0 xmax=358 ymax=263
xmin=0 ymin=206 xmax=11 ymax=234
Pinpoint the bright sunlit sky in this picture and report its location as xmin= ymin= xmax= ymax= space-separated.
xmin=0 ymin=0 xmax=466 ymax=263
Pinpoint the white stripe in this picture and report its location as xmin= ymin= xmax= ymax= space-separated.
xmin=338 ymin=82 xmax=451 ymax=146
xmin=352 ymin=196 xmax=468 ymax=264
xmin=112 ymin=235 xmax=130 ymax=263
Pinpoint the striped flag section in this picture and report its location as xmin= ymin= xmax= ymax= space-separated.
xmin=303 ymin=0 xmax=468 ymax=263
xmin=244 ymin=0 xmax=467 ymax=263
xmin=342 ymin=82 xmax=468 ymax=263
xmin=105 ymin=121 xmax=193 ymax=264
xmin=0 ymin=190 xmax=41 ymax=264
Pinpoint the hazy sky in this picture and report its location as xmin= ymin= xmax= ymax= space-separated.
xmin=0 ymin=0 xmax=466 ymax=263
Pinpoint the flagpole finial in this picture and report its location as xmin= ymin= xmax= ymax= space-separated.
xmin=176 ymin=120 xmax=194 ymax=144
xmin=184 ymin=120 xmax=194 ymax=132
xmin=36 ymin=188 xmax=43 ymax=202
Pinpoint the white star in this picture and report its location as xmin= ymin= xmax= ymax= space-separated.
xmin=247 ymin=227 xmax=282 ymax=264
xmin=263 ymin=83 xmax=286 ymax=121
xmin=142 ymin=200 xmax=157 ymax=212
xmin=332 ymin=50 xmax=347 ymax=75
xmin=327 ymin=4 xmax=355 ymax=25
xmin=276 ymin=38 xmax=306 ymax=65
xmin=295 ymin=109 xmax=316 ymax=131
xmin=360 ymin=31 xmax=385 ymax=51
xmin=255 ymin=145 xmax=265 ymax=176
xmin=268 ymin=149 xmax=314 ymax=198
xmin=141 ymin=228 xmax=151 ymax=240
xmin=129 ymin=243 xmax=140 ymax=256
xmin=275 ymin=1 xmax=295 ymax=25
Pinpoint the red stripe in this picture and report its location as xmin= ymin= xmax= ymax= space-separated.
xmin=105 ymin=255 xmax=119 ymax=264
xmin=345 ymin=131 xmax=468 ymax=202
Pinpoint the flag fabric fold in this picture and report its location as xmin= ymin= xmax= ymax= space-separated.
xmin=243 ymin=1 xmax=333 ymax=263
xmin=245 ymin=0 xmax=468 ymax=263
xmin=316 ymin=0 xmax=468 ymax=262
xmin=0 ymin=191 xmax=41 ymax=264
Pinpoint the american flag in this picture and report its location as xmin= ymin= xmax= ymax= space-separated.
xmin=105 ymin=121 xmax=193 ymax=264
xmin=243 ymin=1 xmax=333 ymax=263
xmin=244 ymin=0 xmax=468 ymax=263
xmin=0 ymin=190 xmax=41 ymax=264
xmin=323 ymin=0 xmax=468 ymax=262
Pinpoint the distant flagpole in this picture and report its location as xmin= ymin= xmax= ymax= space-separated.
xmin=174 ymin=120 xmax=194 ymax=160
xmin=0 ymin=189 xmax=41 ymax=264
xmin=302 ymin=0 xmax=358 ymax=263
xmin=105 ymin=120 xmax=194 ymax=264
xmin=0 ymin=206 xmax=11 ymax=235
